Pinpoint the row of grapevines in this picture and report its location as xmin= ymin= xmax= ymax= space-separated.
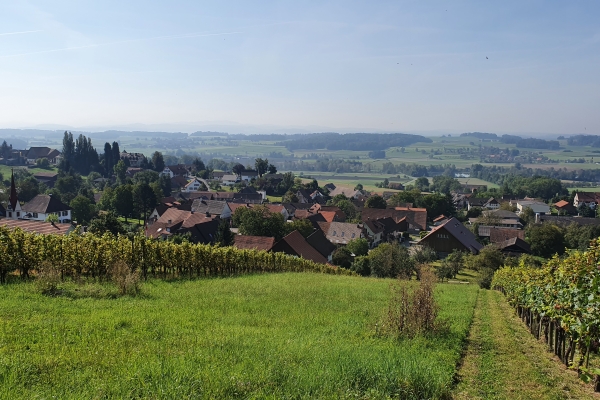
xmin=0 ymin=227 xmax=352 ymax=283
xmin=492 ymin=239 xmax=600 ymax=391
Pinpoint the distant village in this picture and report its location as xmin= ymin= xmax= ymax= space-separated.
xmin=2 ymin=140 xmax=600 ymax=268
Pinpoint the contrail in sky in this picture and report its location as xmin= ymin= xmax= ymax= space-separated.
xmin=0 ymin=30 xmax=241 ymax=58
xmin=0 ymin=30 xmax=42 ymax=37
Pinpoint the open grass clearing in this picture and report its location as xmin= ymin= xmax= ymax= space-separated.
xmin=454 ymin=289 xmax=598 ymax=400
xmin=0 ymin=273 xmax=478 ymax=399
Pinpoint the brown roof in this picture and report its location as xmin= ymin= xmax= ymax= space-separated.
xmin=26 ymin=147 xmax=59 ymax=159
xmin=146 ymin=208 xmax=218 ymax=243
xmin=361 ymin=207 xmax=427 ymax=231
xmin=306 ymin=229 xmax=336 ymax=259
xmin=0 ymin=218 xmax=73 ymax=235
xmin=171 ymin=176 xmax=189 ymax=188
xmin=166 ymin=164 xmax=189 ymax=176
xmin=420 ymin=217 xmax=483 ymax=254
xmin=272 ymin=230 xmax=328 ymax=264
xmin=22 ymin=194 xmax=70 ymax=214
xmin=495 ymin=237 xmax=531 ymax=253
xmin=489 ymin=227 xmax=525 ymax=244
xmin=233 ymin=235 xmax=276 ymax=251
xmin=554 ymin=200 xmax=571 ymax=208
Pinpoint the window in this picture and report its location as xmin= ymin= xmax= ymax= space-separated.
xmin=341 ymin=232 xmax=345 ymax=237
xmin=437 ymin=233 xmax=449 ymax=239
xmin=332 ymin=231 xmax=336 ymax=236
xmin=8 ymin=212 xmax=12 ymax=218
xmin=63 ymin=211 xmax=68 ymax=216
xmin=351 ymin=233 xmax=355 ymax=238
xmin=33 ymin=213 xmax=38 ymax=218
xmin=16 ymin=212 xmax=20 ymax=217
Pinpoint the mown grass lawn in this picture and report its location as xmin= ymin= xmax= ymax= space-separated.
xmin=0 ymin=273 xmax=478 ymax=399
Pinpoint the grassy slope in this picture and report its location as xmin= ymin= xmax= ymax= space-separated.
xmin=454 ymin=289 xmax=598 ymax=400
xmin=0 ymin=274 xmax=478 ymax=399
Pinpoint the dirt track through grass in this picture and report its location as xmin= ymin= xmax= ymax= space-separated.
xmin=454 ymin=290 xmax=597 ymax=400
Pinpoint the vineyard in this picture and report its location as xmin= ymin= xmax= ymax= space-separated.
xmin=0 ymin=227 xmax=351 ymax=283
xmin=492 ymin=239 xmax=600 ymax=392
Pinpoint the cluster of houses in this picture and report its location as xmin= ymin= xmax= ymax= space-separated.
xmin=0 ymin=146 xmax=61 ymax=166
xmin=6 ymin=154 xmax=600 ymax=265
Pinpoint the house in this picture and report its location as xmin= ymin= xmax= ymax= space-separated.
xmin=271 ymin=230 xmax=328 ymax=264
xmin=477 ymin=226 xmax=525 ymax=243
xmin=148 ymin=200 xmax=192 ymax=220
xmin=126 ymin=167 xmax=145 ymax=178
xmin=282 ymin=203 xmax=314 ymax=218
xmin=495 ymin=237 xmax=531 ymax=256
xmin=317 ymin=221 xmax=364 ymax=245
xmin=241 ymin=170 xmax=259 ymax=182
xmin=469 ymin=210 xmax=523 ymax=229
xmin=419 ymin=217 xmax=483 ymax=256
xmin=221 ymin=174 xmax=239 ymax=186
xmin=170 ymin=176 xmax=189 ymax=191
xmin=161 ymin=164 xmax=190 ymax=178
xmin=120 ymin=151 xmax=146 ymax=167
xmin=554 ymin=200 xmax=577 ymax=215
xmin=466 ymin=198 xmax=485 ymax=210
xmin=573 ymin=192 xmax=600 ymax=209
xmin=306 ymin=230 xmax=336 ymax=262
xmin=0 ymin=218 xmax=75 ymax=235
xmin=145 ymin=208 xmax=219 ymax=244
xmin=483 ymin=197 xmax=500 ymax=209
xmin=514 ymin=200 xmax=550 ymax=215
xmin=361 ymin=207 xmax=427 ymax=233
xmin=233 ymin=235 xmax=276 ymax=252
xmin=328 ymin=186 xmax=360 ymax=199
xmin=211 ymin=171 xmax=227 ymax=181
xmin=20 ymin=194 xmax=72 ymax=223
xmin=25 ymin=147 xmax=61 ymax=164
xmin=191 ymin=199 xmax=232 ymax=218
xmin=376 ymin=216 xmax=407 ymax=241
xmin=537 ymin=215 xmax=600 ymax=227
xmin=228 ymin=203 xmax=289 ymax=220
xmin=296 ymin=189 xmax=324 ymax=204
xmin=362 ymin=218 xmax=385 ymax=246
xmin=183 ymin=178 xmax=207 ymax=192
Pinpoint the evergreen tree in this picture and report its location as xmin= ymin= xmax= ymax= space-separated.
xmin=215 ymin=219 xmax=235 ymax=247
xmin=151 ymin=151 xmax=165 ymax=172
xmin=111 ymin=142 xmax=120 ymax=167
xmin=103 ymin=142 xmax=113 ymax=177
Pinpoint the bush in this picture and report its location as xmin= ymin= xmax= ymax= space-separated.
xmin=379 ymin=268 xmax=444 ymax=338
xmin=35 ymin=261 xmax=62 ymax=296
xmin=351 ymin=256 xmax=371 ymax=276
xmin=110 ymin=260 xmax=141 ymax=296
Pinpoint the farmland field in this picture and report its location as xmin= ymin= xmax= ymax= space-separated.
xmin=0 ymin=273 xmax=478 ymax=399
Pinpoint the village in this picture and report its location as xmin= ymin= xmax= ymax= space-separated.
xmin=4 ymin=142 xmax=600 ymax=270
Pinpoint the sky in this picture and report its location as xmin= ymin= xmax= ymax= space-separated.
xmin=0 ymin=1 xmax=599 ymax=135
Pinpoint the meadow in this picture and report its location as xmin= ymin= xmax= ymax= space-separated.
xmin=0 ymin=273 xmax=479 ymax=399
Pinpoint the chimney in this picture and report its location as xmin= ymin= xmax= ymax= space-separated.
xmin=206 ymin=211 xmax=210 ymax=217
xmin=167 ymin=219 xmax=172 ymax=224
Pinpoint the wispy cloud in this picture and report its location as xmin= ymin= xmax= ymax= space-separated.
xmin=0 ymin=31 xmax=241 ymax=58
xmin=0 ymin=30 xmax=42 ymax=37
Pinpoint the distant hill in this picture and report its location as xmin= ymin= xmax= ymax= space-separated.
xmin=460 ymin=132 xmax=498 ymax=140
xmin=277 ymin=132 xmax=432 ymax=151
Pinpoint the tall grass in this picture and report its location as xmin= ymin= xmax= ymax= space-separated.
xmin=0 ymin=273 xmax=478 ymax=399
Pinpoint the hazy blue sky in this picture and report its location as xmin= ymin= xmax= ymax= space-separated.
xmin=0 ymin=1 xmax=598 ymax=134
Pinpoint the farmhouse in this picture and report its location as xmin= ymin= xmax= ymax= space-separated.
xmin=25 ymin=147 xmax=61 ymax=165
xmin=419 ymin=217 xmax=483 ymax=256
xmin=573 ymin=192 xmax=600 ymax=209
xmin=120 ymin=151 xmax=146 ymax=167
xmin=145 ymin=208 xmax=219 ymax=244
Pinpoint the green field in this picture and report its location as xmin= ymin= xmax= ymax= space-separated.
xmin=0 ymin=273 xmax=479 ymax=399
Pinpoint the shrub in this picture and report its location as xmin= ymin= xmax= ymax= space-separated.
xmin=35 ymin=261 xmax=62 ymax=296
xmin=379 ymin=267 xmax=444 ymax=338
xmin=110 ymin=260 xmax=141 ymax=296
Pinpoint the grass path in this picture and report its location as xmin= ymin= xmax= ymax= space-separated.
xmin=454 ymin=289 xmax=598 ymax=400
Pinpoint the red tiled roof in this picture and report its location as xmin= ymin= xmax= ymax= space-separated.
xmin=234 ymin=235 xmax=276 ymax=251
xmin=0 ymin=218 xmax=72 ymax=235
xmin=554 ymin=200 xmax=570 ymax=208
